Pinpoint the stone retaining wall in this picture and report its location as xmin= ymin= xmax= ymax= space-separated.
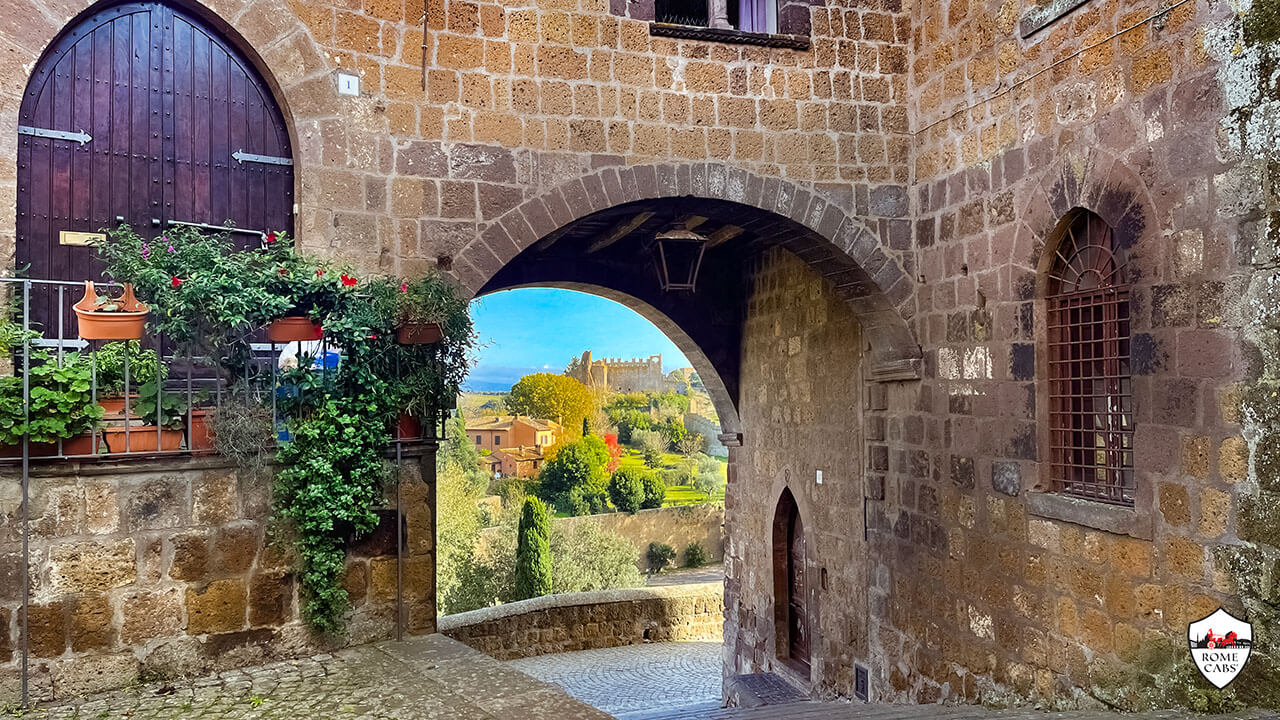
xmin=558 ymin=504 xmax=724 ymax=571
xmin=438 ymin=582 xmax=723 ymax=660
xmin=0 ymin=453 xmax=435 ymax=704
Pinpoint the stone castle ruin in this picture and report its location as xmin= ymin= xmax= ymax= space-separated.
xmin=568 ymin=350 xmax=665 ymax=393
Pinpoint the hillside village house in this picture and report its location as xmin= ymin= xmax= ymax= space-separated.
xmin=1 ymin=0 xmax=1279 ymax=709
xmin=466 ymin=415 xmax=562 ymax=452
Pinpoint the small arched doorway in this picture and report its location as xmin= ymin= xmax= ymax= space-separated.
xmin=773 ymin=487 xmax=810 ymax=673
xmin=17 ymin=0 xmax=293 ymax=326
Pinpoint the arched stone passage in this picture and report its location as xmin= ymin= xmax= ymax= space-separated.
xmin=479 ymin=282 xmax=743 ymax=438
xmin=452 ymin=163 xmax=923 ymax=382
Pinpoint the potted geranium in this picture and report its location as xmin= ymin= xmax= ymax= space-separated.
xmin=264 ymin=240 xmax=347 ymax=343
xmin=393 ymin=273 xmax=467 ymax=345
xmin=73 ymin=281 xmax=148 ymax=340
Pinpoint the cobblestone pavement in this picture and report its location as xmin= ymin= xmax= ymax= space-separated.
xmin=12 ymin=634 xmax=612 ymax=720
xmin=645 ymin=564 xmax=724 ymax=587
xmin=508 ymin=641 xmax=722 ymax=717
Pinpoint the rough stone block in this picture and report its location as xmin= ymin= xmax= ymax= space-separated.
xmin=48 ymin=539 xmax=137 ymax=593
xmin=991 ymin=461 xmax=1021 ymax=496
xmin=71 ymin=594 xmax=113 ymax=651
xmin=121 ymin=588 xmax=184 ymax=645
xmin=186 ymin=579 xmax=248 ymax=635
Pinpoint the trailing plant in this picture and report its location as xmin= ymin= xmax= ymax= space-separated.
xmin=211 ymin=395 xmax=276 ymax=472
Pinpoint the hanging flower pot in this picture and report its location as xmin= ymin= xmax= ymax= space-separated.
xmin=395 ymin=321 xmax=442 ymax=345
xmin=267 ymin=316 xmax=323 ymax=343
xmin=74 ymin=282 xmax=148 ymax=340
xmin=396 ymin=413 xmax=423 ymax=440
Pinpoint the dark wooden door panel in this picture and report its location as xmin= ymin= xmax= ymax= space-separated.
xmin=787 ymin=511 xmax=810 ymax=664
xmin=17 ymin=1 xmax=293 ymax=336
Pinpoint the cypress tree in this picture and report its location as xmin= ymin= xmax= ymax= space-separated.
xmin=514 ymin=496 xmax=552 ymax=600
xmin=582 ymin=416 xmax=591 ymax=436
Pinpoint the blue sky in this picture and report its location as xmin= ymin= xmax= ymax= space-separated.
xmin=465 ymin=288 xmax=691 ymax=392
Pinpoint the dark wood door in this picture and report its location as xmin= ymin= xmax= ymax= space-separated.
xmin=16 ymin=1 xmax=292 ymax=336
xmin=787 ymin=507 xmax=810 ymax=666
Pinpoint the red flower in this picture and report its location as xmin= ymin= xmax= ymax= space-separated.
xmin=265 ymin=231 xmax=277 ymax=244
xmin=316 ymin=269 xmax=324 ymax=277
xmin=171 ymin=276 xmax=183 ymax=288
xmin=399 ymin=282 xmax=408 ymax=293
xmin=367 ymin=334 xmax=379 ymax=340
xmin=340 ymin=274 xmax=358 ymax=287
xmin=277 ymin=267 xmax=289 ymax=276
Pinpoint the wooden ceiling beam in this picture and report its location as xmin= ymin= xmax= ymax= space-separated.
xmin=704 ymin=224 xmax=743 ymax=249
xmin=587 ymin=211 xmax=655 ymax=253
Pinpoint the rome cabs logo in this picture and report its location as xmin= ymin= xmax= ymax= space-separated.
xmin=1188 ymin=608 xmax=1253 ymax=688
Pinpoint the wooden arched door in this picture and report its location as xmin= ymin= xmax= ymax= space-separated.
xmin=16 ymin=1 xmax=292 ymax=331
xmin=773 ymin=487 xmax=811 ymax=672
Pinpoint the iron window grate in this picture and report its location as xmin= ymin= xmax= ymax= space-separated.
xmin=1046 ymin=212 xmax=1134 ymax=506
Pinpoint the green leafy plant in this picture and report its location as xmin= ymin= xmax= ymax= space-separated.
xmin=646 ymin=541 xmax=677 ymax=574
xmin=94 ymin=340 xmax=163 ymax=395
xmin=513 ymin=496 xmax=552 ymax=600
xmin=0 ymin=351 xmax=103 ymax=446
xmin=131 ymin=380 xmax=205 ymax=429
xmin=95 ymin=225 xmax=306 ymax=348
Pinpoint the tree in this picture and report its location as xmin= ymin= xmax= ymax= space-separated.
xmin=537 ymin=434 xmax=610 ymax=515
xmin=678 ymin=431 xmax=705 ymax=459
xmin=582 ymin=416 xmax=591 ymax=437
xmin=514 ymin=496 xmax=552 ymax=600
xmin=608 ymin=467 xmax=647 ymax=513
xmin=507 ymin=373 xmax=594 ymax=438
xmin=640 ymin=472 xmax=666 ymax=509
xmin=440 ymin=412 xmax=489 ymax=494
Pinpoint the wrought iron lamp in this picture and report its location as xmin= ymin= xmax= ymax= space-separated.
xmin=655 ymin=227 xmax=707 ymax=292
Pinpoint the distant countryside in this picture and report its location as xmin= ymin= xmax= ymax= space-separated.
xmin=438 ymin=338 xmax=728 ymax=617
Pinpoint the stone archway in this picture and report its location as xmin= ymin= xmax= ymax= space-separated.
xmin=451 ymin=163 xmax=923 ymax=382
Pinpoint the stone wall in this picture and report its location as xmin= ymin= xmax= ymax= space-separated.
xmin=0 ymin=454 xmax=435 ymax=705
xmin=438 ymin=581 xmax=722 ymax=659
xmin=726 ymin=247 xmax=866 ymax=697
xmin=557 ymin=503 xmax=724 ymax=571
xmin=851 ymin=0 xmax=1279 ymax=708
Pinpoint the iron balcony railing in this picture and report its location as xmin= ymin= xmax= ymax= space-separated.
xmin=0 ymin=276 xmax=425 ymax=463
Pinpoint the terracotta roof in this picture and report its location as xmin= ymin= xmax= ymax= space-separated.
xmin=464 ymin=415 xmax=562 ymax=432
xmin=494 ymin=446 xmax=545 ymax=461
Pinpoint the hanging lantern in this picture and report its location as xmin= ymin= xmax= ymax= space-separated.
xmin=655 ymin=227 xmax=707 ymax=292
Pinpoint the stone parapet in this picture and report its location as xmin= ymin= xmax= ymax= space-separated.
xmin=439 ymin=582 xmax=723 ymax=660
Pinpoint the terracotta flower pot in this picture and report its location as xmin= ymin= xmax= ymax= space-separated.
xmin=187 ymin=408 xmax=216 ymax=453
xmin=96 ymin=425 xmax=183 ymax=453
xmin=396 ymin=321 xmax=442 ymax=345
xmin=97 ymin=394 xmax=137 ymax=415
xmin=74 ymin=282 xmax=149 ymax=340
xmin=267 ymin=316 xmax=323 ymax=343
xmin=396 ymin=413 xmax=422 ymax=440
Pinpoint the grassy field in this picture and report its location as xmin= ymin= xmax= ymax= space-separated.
xmin=457 ymin=392 xmax=507 ymax=416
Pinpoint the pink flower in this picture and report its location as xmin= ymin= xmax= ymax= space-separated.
xmin=399 ymin=282 xmax=408 ymax=293
xmin=166 ymin=244 xmax=175 ymax=253
xmin=141 ymin=242 xmax=150 ymax=259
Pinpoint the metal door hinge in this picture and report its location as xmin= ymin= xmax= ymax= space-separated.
xmin=18 ymin=126 xmax=92 ymax=145
xmin=232 ymin=149 xmax=292 ymax=166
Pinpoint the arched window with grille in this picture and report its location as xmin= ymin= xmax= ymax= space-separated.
xmin=1045 ymin=210 xmax=1134 ymax=506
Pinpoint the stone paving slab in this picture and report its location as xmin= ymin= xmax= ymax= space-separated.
xmin=7 ymin=634 xmax=613 ymax=720
xmin=508 ymin=640 xmax=723 ymax=717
